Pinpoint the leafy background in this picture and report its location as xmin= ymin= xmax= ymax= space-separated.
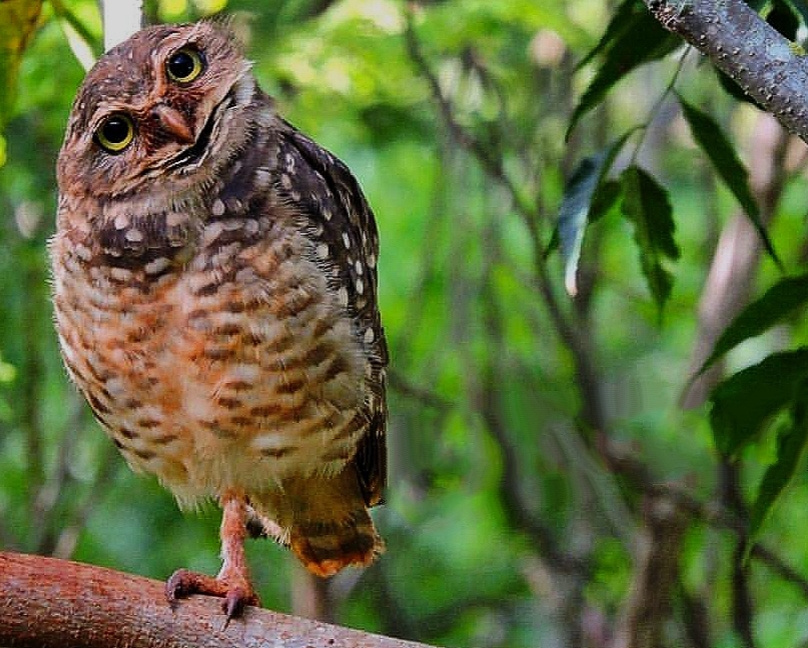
xmin=3 ymin=0 xmax=808 ymax=646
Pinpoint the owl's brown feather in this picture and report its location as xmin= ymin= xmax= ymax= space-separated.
xmin=51 ymin=21 xmax=387 ymax=615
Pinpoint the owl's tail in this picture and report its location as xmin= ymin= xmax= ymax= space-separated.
xmin=250 ymin=466 xmax=384 ymax=578
xmin=290 ymin=507 xmax=383 ymax=578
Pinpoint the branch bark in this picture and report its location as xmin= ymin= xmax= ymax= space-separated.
xmin=644 ymin=0 xmax=808 ymax=144
xmin=0 ymin=551 xmax=435 ymax=648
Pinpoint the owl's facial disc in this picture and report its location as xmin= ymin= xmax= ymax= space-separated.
xmin=58 ymin=22 xmax=258 ymax=203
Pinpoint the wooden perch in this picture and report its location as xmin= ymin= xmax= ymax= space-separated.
xmin=0 ymin=551 xmax=435 ymax=648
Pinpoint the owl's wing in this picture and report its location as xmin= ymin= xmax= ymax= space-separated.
xmin=273 ymin=119 xmax=388 ymax=507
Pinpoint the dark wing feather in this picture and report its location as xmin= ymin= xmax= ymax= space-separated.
xmin=273 ymin=119 xmax=388 ymax=507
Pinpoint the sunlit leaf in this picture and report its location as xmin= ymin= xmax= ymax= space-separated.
xmin=619 ymin=166 xmax=679 ymax=312
xmin=678 ymin=94 xmax=780 ymax=267
xmin=51 ymin=0 xmax=102 ymax=69
xmin=558 ymin=154 xmax=606 ymax=296
xmin=0 ymin=0 xmax=44 ymax=126
xmin=710 ymin=349 xmax=808 ymax=456
xmin=784 ymin=0 xmax=808 ymax=27
xmin=0 ymin=352 xmax=15 ymax=383
xmin=701 ymin=273 xmax=808 ymax=373
xmin=558 ymin=135 xmax=629 ymax=295
xmin=748 ymin=398 xmax=808 ymax=542
xmin=567 ymin=0 xmax=680 ymax=139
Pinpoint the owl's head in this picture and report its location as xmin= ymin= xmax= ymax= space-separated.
xmin=58 ymin=21 xmax=259 ymax=207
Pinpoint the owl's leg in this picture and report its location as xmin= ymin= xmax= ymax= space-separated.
xmin=166 ymin=490 xmax=260 ymax=622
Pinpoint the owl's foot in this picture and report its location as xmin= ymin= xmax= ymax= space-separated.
xmin=166 ymin=568 xmax=260 ymax=623
xmin=167 ymin=490 xmax=260 ymax=626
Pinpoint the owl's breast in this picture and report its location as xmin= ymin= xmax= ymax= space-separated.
xmin=51 ymin=215 xmax=370 ymax=503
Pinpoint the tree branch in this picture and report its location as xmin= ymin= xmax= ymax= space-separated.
xmin=611 ymin=494 xmax=690 ymax=648
xmin=644 ymin=0 xmax=808 ymax=144
xmin=0 ymin=551 xmax=434 ymax=648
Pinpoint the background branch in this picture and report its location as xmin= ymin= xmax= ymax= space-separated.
xmin=0 ymin=551 xmax=435 ymax=648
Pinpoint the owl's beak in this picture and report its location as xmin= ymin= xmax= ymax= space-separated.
xmin=153 ymin=104 xmax=195 ymax=144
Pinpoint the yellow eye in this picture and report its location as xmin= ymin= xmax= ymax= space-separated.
xmin=95 ymin=113 xmax=135 ymax=153
xmin=166 ymin=46 xmax=205 ymax=83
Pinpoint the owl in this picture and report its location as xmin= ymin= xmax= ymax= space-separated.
xmin=51 ymin=21 xmax=388 ymax=619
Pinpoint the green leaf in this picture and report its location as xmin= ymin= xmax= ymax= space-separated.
xmin=574 ymin=0 xmax=640 ymax=71
xmin=619 ymin=166 xmax=680 ymax=312
xmin=767 ymin=0 xmax=801 ymax=40
xmin=557 ymin=135 xmax=629 ymax=295
xmin=783 ymin=0 xmax=808 ymax=28
xmin=567 ymin=0 xmax=680 ymax=139
xmin=51 ymin=0 xmax=101 ymax=70
xmin=748 ymin=398 xmax=808 ymax=541
xmin=677 ymin=94 xmax=781 ymax=267
xmin=710 ymin=349 xmax=808 ymax=456
xmin=589 ymin=179 xmax=622 ymax=223
xmin=701 ymin=273 xmax=808 ymax=372
xmin=0 ymin=0 xmax=43 ymax=127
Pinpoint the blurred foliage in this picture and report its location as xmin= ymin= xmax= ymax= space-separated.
xmin=0 ymin=0 xmax=43 ymax=128
xmin=5 ymin=1 xmax=808 ymax=647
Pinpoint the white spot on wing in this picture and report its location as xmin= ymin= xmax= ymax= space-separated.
xmin=145 ymin=257 xmax=171 ymax=275
xmin=114 ymin=213 xmax=130 ymax=230
xmin=110 ymin=267 xmax=132 ymax=282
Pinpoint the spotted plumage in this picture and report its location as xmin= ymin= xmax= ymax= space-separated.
xmin=50 ymin=21 xmax=387 ymax=617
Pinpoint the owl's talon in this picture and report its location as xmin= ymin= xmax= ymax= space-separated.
xmin=166 ymin=568 xmax=194 ymax=604
xmin=222 ymin=586 xmax=260 ymax=627
xmin=165 ymin=567 xmax=259 ymax=623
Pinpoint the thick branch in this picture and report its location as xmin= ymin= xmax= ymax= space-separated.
xmin=644 ymin=0 xmax=808 ymax=143
xmin=0 ymin=552 xmax=434 ymax=648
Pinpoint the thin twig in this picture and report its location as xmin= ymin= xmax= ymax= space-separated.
xmin=388 ymin=370 xmax=452 ymax=412
xmin=630 ymin=46 xmax=691 ymax=164
xmin=403 ymin=11 xmax=533 ymax=221
xmin=751 ymin=545 xmax=808 ymax=600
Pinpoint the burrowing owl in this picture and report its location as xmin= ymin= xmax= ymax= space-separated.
xmin=51 ymin=21 xmax=387 ymax=619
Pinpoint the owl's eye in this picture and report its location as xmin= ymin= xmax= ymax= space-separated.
xmin=166 ymin=47 xmax=205 ymax=83
xmin=95 ymin=113 xmax=135 ymax=153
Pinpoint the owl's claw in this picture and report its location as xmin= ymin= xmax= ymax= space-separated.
xmin=165 ymin=567 xmax=260 ymax=625
xmin=223 ymin=585 xmax=259 ymax=626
